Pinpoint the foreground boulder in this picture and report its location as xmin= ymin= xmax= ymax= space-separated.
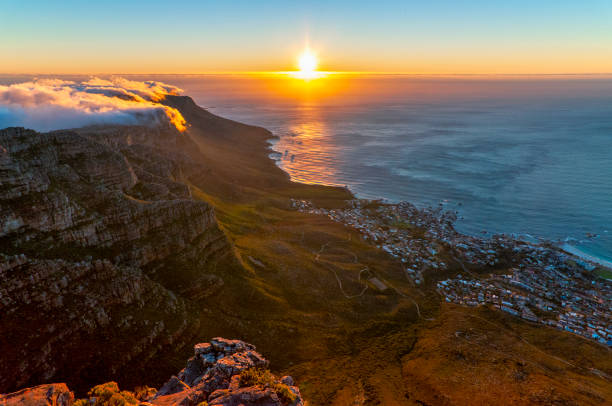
xmin=151 ymin=338 xmax=303 ymax=406
xmin=0 ymin=383 xmax=74 ymax=406
xmin=0 ymin=338 xmax=304 ymax=406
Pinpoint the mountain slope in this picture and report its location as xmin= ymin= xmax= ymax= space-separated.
xmin=1 ymin=97 xmax=610 ymax=405
xmin=0 ymin=124 xmax=237 ymax=392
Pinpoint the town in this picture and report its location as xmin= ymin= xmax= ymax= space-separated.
xmin=292 ymin=198 xmax=612 ymax=346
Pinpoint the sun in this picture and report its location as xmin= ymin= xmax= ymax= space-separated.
xmin=293 ymin=48 xmax=323 ymax=79
xmin=298 ymin=49 xmax=317 ymax=74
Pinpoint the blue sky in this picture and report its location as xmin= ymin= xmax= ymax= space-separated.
xmin=2 ymin=0 xmax=611 ymax=73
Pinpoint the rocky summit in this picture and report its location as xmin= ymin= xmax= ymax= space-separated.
xmin=0 ymin=338 xmax=304 ymax=406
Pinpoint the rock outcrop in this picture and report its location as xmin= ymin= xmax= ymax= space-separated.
xmin=0 ymin=125 xmax=236 ymax=392
xmin=0 ymin=339 xmax=304 ymax=406
xmin=151 ymin=338 xmax=303 ymax=406
xmin=0 ymin=383 xmax=74 ymax=406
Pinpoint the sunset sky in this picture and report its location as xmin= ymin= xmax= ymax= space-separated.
xmin=2 ymin=0 xmax=611 ymax=74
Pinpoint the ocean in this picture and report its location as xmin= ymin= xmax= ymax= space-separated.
xmin=3 ymin=74 xmax=612 ymax=265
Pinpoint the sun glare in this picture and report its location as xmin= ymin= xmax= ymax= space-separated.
xmin=294 ymin=48 xmax=323 ymax=79
xmin=299 ymin=49 xmax=317 ymax=73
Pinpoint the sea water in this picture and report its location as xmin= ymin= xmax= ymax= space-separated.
xmin=3 ymin=74 xmax=611 ymax=265
xmin=168 ymin=74 xmax=612 ymax=265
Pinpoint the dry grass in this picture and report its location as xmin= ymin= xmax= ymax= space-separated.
xmin=156 ymin=97 xmax=612 ymax=405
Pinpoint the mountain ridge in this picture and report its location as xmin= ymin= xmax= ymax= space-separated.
xmin=0 ymin=96 xmax=610 ymax=405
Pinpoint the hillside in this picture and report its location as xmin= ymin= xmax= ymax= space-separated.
xmin=0 ymin=96 xmax=610 ymax=405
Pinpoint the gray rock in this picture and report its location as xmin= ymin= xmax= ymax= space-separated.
xmin=280 ymin=376 xmax=294 ymax=386
xmin=0 ymin=383 xmax=74 ymax=406
xmin=178 ymin=357 xmax=205 ymax=387
xmin=154 ymin=376 xmax=189 ymax=398
xmin=194 ymin=343 xmax=213 ymax=355
xmin=0 ymin=125 xmax=233 ymax=391
xmin=151 ymin=339 xmax=303 ymax=406
xmin=0 ymin=338 xmax=305 ymax=406
xmin=208 ymin=387 xmax=281 ymax=406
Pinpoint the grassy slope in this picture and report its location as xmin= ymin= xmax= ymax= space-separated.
xmin=162 ymin=96 xmax=612 ymax=405
xmin=595 ymin=267 xmax=612 ymax=281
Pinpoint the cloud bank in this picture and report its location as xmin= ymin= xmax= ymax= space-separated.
xmin=0 ymin=78 xmax=187 ymax=132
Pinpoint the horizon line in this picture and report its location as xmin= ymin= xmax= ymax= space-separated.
xmin=2 ymin=71 xmax=612 ymax=77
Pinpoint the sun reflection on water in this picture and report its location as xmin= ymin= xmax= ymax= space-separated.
xmin=271 ymin=104 xmax=343 ymax=187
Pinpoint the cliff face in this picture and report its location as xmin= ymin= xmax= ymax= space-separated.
xmin=0 ymin=125 xmax=235 ymax=392
xmin=0 ymin=126 xmax=224 ymax=265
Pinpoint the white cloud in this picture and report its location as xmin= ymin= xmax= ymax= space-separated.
xmin=0 ymin=77 xmax=187 ymax=132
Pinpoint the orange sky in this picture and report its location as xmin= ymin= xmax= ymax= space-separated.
xmin=2 ymin=1 xmax=611 ymax=75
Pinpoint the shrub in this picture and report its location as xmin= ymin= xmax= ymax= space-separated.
xmin=239 ymin=368 xmax=275 ymax=387
xmin=85 ymin=382 xmax=138 ymax=406
xmin=133 ymin=385 xmax=157 ymax=401
xmin=239 ymin=368 xmax=297 ymax=405
xmin=273 ymin=383 xmax=297 ymax=404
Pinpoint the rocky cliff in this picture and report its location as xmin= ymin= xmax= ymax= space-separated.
xmin=0 ymin=124 xmax=236 ymax=392
xmin=0 ymin=338 xmax=304 ymax=406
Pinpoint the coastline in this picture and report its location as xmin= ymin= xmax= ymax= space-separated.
xmin=267 ymin=120 xmax=610 ymax=346
xmin=560 ymin=243 xmax=612 ymax=271
xmin=2 ymin=96 xmax=611 ymax=404
xmin=268 ymin=134 xmax=612 ymax=273
xmin=291 ymin=196 xmax=612 ymax=346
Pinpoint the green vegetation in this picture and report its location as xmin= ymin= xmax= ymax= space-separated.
xmin=133 ymin=386 xmax=157 ymax=401
xmin=73 ymin=382 xmax=157 ymax=405
xmin=390 ymin=219 xmax=416 ymax=230
xmin=239 ymin=368 xmax=297 ymax=404
xmin=164 ymin=99 xmax=612 ymax=405
xmin=4 ymin=98 xmax=611 ymax=405
xmin=5 ymin=100 xmax=610 ymax=405
xmin=75 ymin=382 xmax=139 ymax=406
xmin=239 ymin=368 xmax=276 ymax=387
xmin=594 ymin=267 xmax=612 ymax=280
